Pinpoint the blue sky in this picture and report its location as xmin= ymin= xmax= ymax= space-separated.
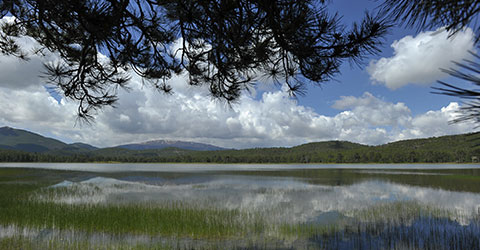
xmin=298 ymin=0 xmax=463 ymax=117
xmin=0 ymin=1 xmax=478 ymax=148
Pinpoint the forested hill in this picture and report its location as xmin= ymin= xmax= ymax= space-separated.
xmin=117 ymin=140 xmax=225 ymax=151
xmin=0 ymin=127 xmax=96 ymax=153
xmin=0 ymin=126 xmax=68 ymax=152
xmin=171 ymin=134 xmax=480 ymax=163
xmin=0 ymin=128 xmax=479 ymax=163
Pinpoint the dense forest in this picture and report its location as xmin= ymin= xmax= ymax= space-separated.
xmin=1 ymin=133 xmax=480 ymax=164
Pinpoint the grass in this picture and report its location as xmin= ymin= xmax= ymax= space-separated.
xmin=0 ymin=235 xmax=175 ymax=250
xmin=0 ymin=182 xmax=269 ymax=248
xmin=349 ymin=201 xmax=454 ymax=223
xmin=277 ymin=202 xmax=480 ymax=249
xmin=1 ymin=202 xmax=249 ymax=237
xmin=1 ymin=167 xmax=480 ymax=249
xmin=0 ymin=180 xmax=265 ymax=239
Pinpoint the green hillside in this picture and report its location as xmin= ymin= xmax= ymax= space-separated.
xmin=381 ymin=132 xmax=480 ymax=151
xmin=69 ymin=143 xmax=98 ymax=150
xmin=0 ymin=127 xmax=98 ymax=154
xmin=291 ymin=141 xmax=369 ymax=152
xmin=372 ymin=133 xmax=480 ymax=163
xmin=0 ymin=126 xmax=479 ymax=163
xmin=0 ymin=127 xmax=68 ymax=152
xmin=91 ymin=147 xmax=191 ymax=158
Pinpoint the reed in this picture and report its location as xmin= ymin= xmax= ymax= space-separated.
xmin=1 ymin=168 xmax=480 ymax=249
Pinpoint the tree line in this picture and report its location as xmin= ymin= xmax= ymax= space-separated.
xmin=2 ymin=134 xmax=479 ymax=163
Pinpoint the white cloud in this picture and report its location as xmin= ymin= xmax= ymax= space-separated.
xmin=367 ymin=27 xmax=475 ymax=89
xmin=0 ymin=70 xmax=476 ymax=148
xmin=396 ymin=102 xmax=474 ymax=141
xmin=0 ymin=16 xmax=476 ymax=148
xmin=0 ymin=18 xmax=59 ymax=90
xmin=333 ymin=92 xmax=411 ymax=127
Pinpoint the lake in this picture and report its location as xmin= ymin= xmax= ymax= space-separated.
xmin=0 ymin=163 xmax=479 ymax=249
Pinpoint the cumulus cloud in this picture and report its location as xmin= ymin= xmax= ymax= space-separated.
xmin=367 ymin=27 xmax=475 ymax=89
xmin=0 ymin=68 xmax=476 ymax=148
xmin=0 ymin=16 xmax=476 ymax=148
xmin=332 ymin=92 xmax=411 ymax=127
xmin=396 ymin=102 xmax=474 ymax=141
xmin=0 ymin=17 xmax=61 ymax=90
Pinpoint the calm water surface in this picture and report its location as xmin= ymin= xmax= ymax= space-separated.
xmin=3 ymin=163 xmax=480 ymax=220
xmin=0 ymin=162 xmax=479 ymax=172
xmin=1 ymin=163 xmax=480 ymax=249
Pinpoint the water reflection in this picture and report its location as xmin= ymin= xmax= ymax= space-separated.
xmin=1 ymin=162 xmax=479 ymax=172
xmin=3 ymin=166 xmax=480 ymax=249
xmin=46 ymin=174 xmax=480 ymax=225
xmin=311 ymin=216 xmax=480 ymax=250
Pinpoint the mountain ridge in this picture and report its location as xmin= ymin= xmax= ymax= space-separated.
xmin=0 ymin=126 xmax=479 ymax=163
xmin=0 ymin=126 xmax=224 ymax=153
xmin=0 ymin=126 xmax=70 ymax=152
xmin=117 ymin=139 xmax=225 ymax=151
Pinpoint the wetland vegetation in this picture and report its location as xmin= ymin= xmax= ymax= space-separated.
xmin=0 ymin=165 xmax=480 ymax=249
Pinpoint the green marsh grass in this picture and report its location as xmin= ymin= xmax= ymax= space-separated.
xmin=0 ymin=235 xmax=175 ymax=250
xmin=274 ymin=201 xmax=480 ymax=249
xmin=1 ymin=197 xmax=261 ymax=238
xmin=2 ymin=168 xmax=480 ymax=249
xmin=0 ymin=182 xmax=270 ymax=248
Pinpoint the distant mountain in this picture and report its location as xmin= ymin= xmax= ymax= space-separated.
xmin=0 ymin=127 xmax=96 ymax=153
xmin=69 ymin=142 xmax=98 ymax=150
xmin=91 ymin=146 xmax=192 ymax=159
xmin=0 ymin=126 xmax=223 ymax=153
xmin=117 ymin=140 xmax=225 ymax=151
xmin=0 ymin=126 xmax=69 ymax=152
xmin=291 ymin=140 xmax=369 ymax=152
xmin=1 ymin=126 xmax=480 ymax=164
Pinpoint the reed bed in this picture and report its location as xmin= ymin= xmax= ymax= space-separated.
xmin=0 ymin=235 xmax=173 ymax=250
xmin=1 ymin=198 xmax=262 ymax=238
xmin=277 ymin=202 xmax=480 ymax=249
xmin=1 ymin=168 xmax=480 ymax=249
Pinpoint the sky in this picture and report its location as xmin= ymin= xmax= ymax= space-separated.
xmin=0 ymin=0 xmax=478 ymax=149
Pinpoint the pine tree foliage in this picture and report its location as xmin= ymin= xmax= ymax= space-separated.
xmin=381 ymin=0 xmax=480 ymax=41
xmin=0 ymin=0 xmax=389 ymax=118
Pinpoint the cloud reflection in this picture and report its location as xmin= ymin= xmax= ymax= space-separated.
xmin=47 ymin=175 xmax=480 ymax=225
